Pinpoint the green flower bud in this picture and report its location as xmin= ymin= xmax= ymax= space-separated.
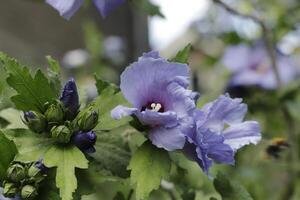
xmin=3 ymin=182 xmax=18 ymax=198
xmin=45 ymin=101 xmax=64 ymax=124
xmin=21 ymin=185 xmax=38 ymax=200
xmin=51 ymin=125 xmax=72 ymax=143
xmin=7 ymin=163 xmax=26 ymax=182
xmin=75 ymin=108 xmax=99 ymax=131
xmin=23 ymin=111 xmax=46 ymax=133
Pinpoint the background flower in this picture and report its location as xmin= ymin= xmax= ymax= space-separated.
xmin=222 ymin=42 xmax=299 ymax=89
xmin=46 ymin=0 xmax=126 ymax=20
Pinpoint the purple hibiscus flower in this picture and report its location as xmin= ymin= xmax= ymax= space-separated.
xmin=222 ymin=42 xmax=298 ymax=89
xmin=46 ymin=0 xmax=126 ymax=20
xmin=111 ymin=51 xmax=199 ymax=151
xmin=60 ymin=78 xmax=80 ymax=119
xmin=184 ymin=94 xmax=261 ymax=173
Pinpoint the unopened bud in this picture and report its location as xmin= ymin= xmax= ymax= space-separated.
xmin=60 ymin=79 xmax=80 ymax=120
xmin=45 ymin=101 xmax=64 ymax=124
xmin=7 ymin=163 xmax=26 ymax=183
xmin=21 ymin=185 xmax=38 ymax=200
xmin=75 ymin=108 xmax=99 ymax=131
xmin=23 ymin=111 xmax=46 ymax=133
xmin=3 ymin=182 xmax=18 ymax=198
xmin=72 ymin=131 xmax=97 ymax=153
xmin=51 ymin=125 xmax=72 ymax=144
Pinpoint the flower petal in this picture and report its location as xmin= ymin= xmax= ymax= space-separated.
xmin=111 ymin=105 xmax=138 ymax=120
xmin=137 ymin=110 xmax=178 ymax=128
xmin=200 ymin=95 xmax=247 ymax=132
xmin=148 ymin=126 xmax=186 ymax=151
xmin=93 ymin=0 xmax=125 ymax=18
xmin=46 ymin=0 xmax=84 ymax=20
xmin=223 ymin=121 xmax=261 ymax=151
xmin=120 ymin=52 xmax=189 ymax=108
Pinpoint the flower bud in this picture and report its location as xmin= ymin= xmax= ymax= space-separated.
xmin=21 ymin=185 xmax=38 ymax=200
xmin=60 ymin=79 xmax=79 ymax=120
xmin=51 ymin=125 xmax=72 ymax=144
xmin=72 ymin=131 xmax=97 ymax=153
xmin=45 ymin=101 xmax=64 ymax=124
xmin=7 ymin=163 xmax=26 ymax=183
xmin=3 ymin=182 xmax=18 ymax=198
xmin=75 ymin=108 xmax=99 ymax=131
xmin=23 ymin=111 xmax=46 ymax=133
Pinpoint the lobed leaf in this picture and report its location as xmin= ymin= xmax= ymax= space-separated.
xmin=44 ymin=145 xmax=89 ymax=200
xmin=0 ymin=53 xmax=58 ymax=112
xmin=128 ymin=141 xmax=171 ymax=200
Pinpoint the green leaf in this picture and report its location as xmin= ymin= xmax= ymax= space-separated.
xmin=128 ymin=141 xmax=171 ymax=200
xmin=93 ymin=76 xmax=131 ymax=131
xmin=2 ymin=129 xmax=53 ymax=162
xmin=46 ymin=56 xmax=62 ymax=96
xmin=93 ymin=127 xmax=131 ymax=177
xmin=134 ymin=0 xmax=165 ymax=18
xmin=0 ymin=131 xmax=17 ymax=180
xmin=0 ymin=108 xmax=27 ymax=129
xmin=213 ymin=172 xmax=253 ymax=200
xmin=0 ymin=53 xmax=58 ymax=112
xmin=44 ymin=145 xmax=89 ymax=200
xmin=171 ymin=44 xmax=192 ymax=64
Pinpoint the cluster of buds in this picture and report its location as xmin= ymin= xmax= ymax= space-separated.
xmin=22 ymin=79 xmax=99 ymax=153
xmin=2 ymin=161 xmax=47 ymax=199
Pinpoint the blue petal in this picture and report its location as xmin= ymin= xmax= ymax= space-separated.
xmin=136 ymin=110 xmax=178 ymax=128
xmin=223 ymin=121 xmax=261 ymax=151
xmin=199 ymin=94 xmax=247 ymax=132
xmin=148 ymin=126 xmax=186 ymax=151
xmin=46 ymin=0 xmax=84 ymax=20
xmin=120 ymin=52 xmax=189 ymax=108
xmin=93 ymin=0 xmax=125 ymax=18
xmin=111 ymin=105 xmax=138 ymax=119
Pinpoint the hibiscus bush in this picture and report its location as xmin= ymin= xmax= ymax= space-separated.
xmin=0 ymin=0 xmax=300 ymax=200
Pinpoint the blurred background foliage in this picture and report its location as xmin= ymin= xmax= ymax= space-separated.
xmin=2 ymin=0 xmax=300 ymax=199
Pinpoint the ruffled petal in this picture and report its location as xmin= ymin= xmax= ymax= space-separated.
xmin=120 ymin=52 xmax=189 ymax=108
xmin=111 ymin=105 xmax=138 ymax=120
xmin=46 ymin=0 xmax=84 ymax=20
xmin=93 ymin=0 xmax=126 ymax=17
xmin=201 ymin=95 xmax=247 ymax=132
xmin=148 ymin=126 xmax=186 ymax=151
xmin=223 ymin=121 xmax=261 ymax=151
xmin=136 ymin=110 xmax=178 ymax=128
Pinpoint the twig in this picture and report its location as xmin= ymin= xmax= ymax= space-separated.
xmin=212 ymin=0 xmax=282 ymax=87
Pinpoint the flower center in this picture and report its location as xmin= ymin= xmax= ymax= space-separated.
xmin=142 ymin=102 xmax=164 ymax=112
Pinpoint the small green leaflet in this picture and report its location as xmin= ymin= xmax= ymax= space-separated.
xmin=171 ymin=44 xmax=192 ymax=64
xmin=0 ymin=53 xmax=58 ymax=112
xmin=2 ymin=129 xmax=53 ymax=162
xmin=213 ymin=172 xmax=253 ymax=200
xmin=44 ymin=145 xmax=89 ymax=200
xmin=0 ymin=131 xmax=17 ymax=180
xmin=93 ymin=75 xmax=131 ymax=131
xmin=46 ymin=56 xmax=62 ymax=96
xmin=128 ymin=141 xmax=171 ymax=200
xmin=133 ymin=0 xmax=165 ymax=18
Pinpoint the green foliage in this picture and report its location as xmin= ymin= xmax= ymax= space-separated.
xmin=213 ymin=172 xmax=253 ymax=200
xmin=0 ymin=131 xmax=17 ymax=180
xmin=44 ymin=145 xmax=89 ymax=200
xmin=0 ymin=53 xmax=58 ymax=112
xmin=133 ymin=0 xmax=165 ymax=18
xmin=93 ymin=127 xmax=131 ymax=178
xmin=46 ymin=56 xmax=62 ymax=96
xmin=0 ymin=108 xmax=27 ymax=129
xmin=2 ymin=129 xmax=53 ymax=162
xmin=128 ymin=142 xmax=171 ymax=200
xmin=92 ymin=75 xmax=131 ymax=131
xmin=171 ymin=44 xmax=192 ymax=64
